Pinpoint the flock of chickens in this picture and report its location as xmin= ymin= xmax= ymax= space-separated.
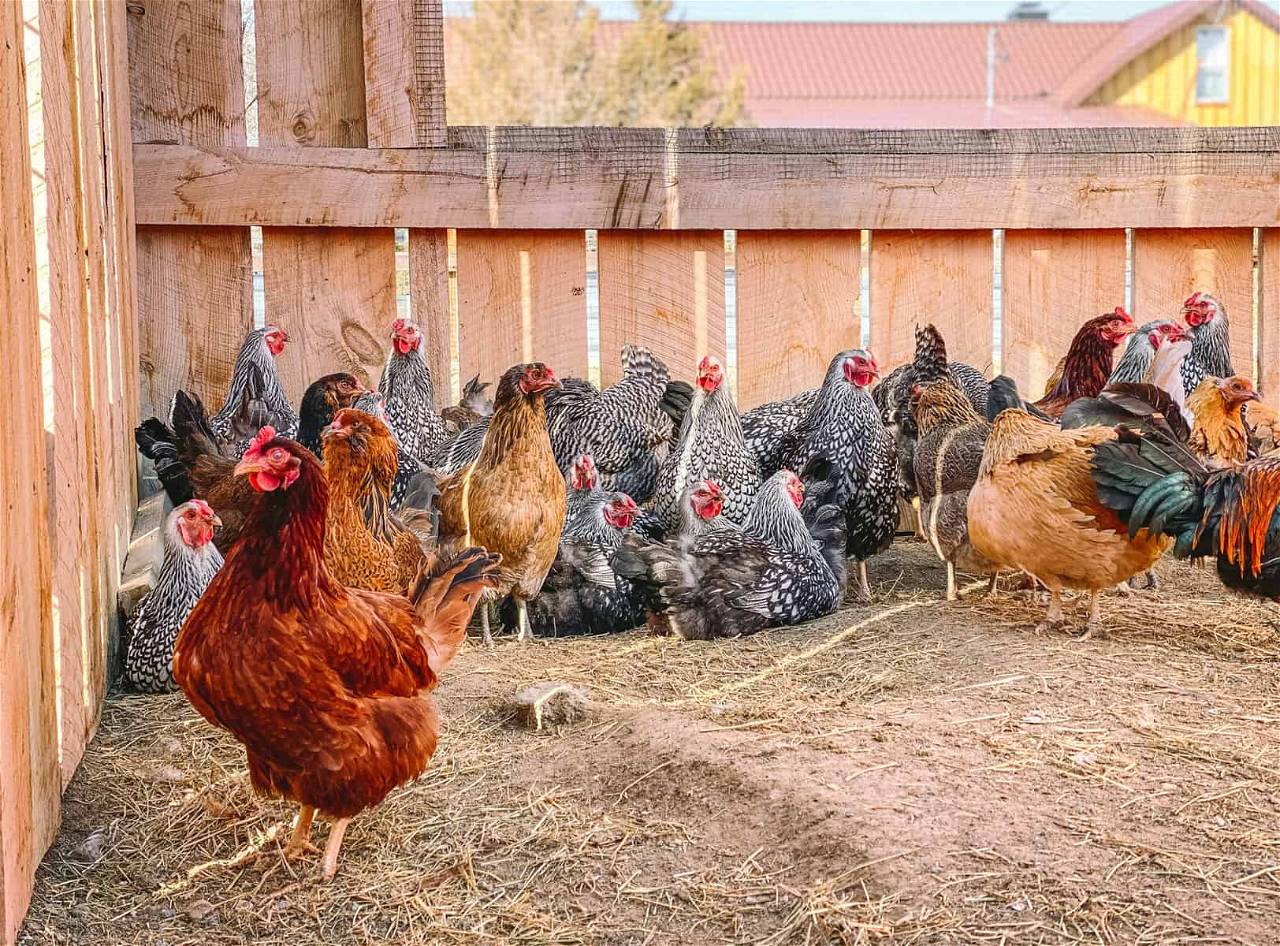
xmin=124 ymin=292 xmax=1280 ymax=878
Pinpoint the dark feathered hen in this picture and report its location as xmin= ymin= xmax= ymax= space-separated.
xmin=1033 ymin=308 xmax=1134 ymax=419
xmin=652 ymin=356 xmax=760 ymax=529
xmin=615 ymin=470 xmax=844 ymax=640
xmin=124 ymin=501 xmax=223 ymax=693
xmin=379 ymin=318 xmax=450 ymax=466
xmin=740 ymin=388 xmax=820 ymax=474
xmin=210 ymin=326 xmax=298 ymax=451
xmin=296 ymin=373 xmax=367 ymax=459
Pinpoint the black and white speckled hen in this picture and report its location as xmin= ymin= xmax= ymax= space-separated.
xmin=740 ymin=387 xmax=821 ymax=475
xmin=123 ymin=500 xmax=223 ymax=693
xmin=651 ymin=355 xmax=760 ymax=529
xmin=379 ymin=318 xmax=450 ymax=467
xmin=209 ymin=325 xmax=298 ymax=451
xmin=614 ymin=469 xmax=845 ymax=640
xmin=501 ymin=489 xmax=643 ymax=636
xmin=1180 ymin=292 xmax=1235 ymax=396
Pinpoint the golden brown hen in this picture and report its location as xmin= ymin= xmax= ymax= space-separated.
xmin=968 ymin=409 xmax=1169 ymax=638
xmin=1186 ymin=375 xmax=1259 ymax=469
xmin=435 ymin=363 xmax=566 ymax=643
xmin=175 ymin=427 xmax=499 ymax=880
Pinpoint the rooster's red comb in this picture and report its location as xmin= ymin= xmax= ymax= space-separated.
xmin=244 ymin=426 xmax=278 ymax=457
xmin=1184 ymin=291 xmax=1204 ymax=308
xmin=189 ymin=499 xmax=214 ymax=518
xmin=1113 ymin=306 xmax=1132 ymax=322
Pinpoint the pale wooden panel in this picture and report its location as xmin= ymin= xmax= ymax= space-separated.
xmin=361 ymin=0 xmax=415 ymax=148
xmin=1261 ymin=230 xmax=1280 ymax=406
xmin=735 ymin=231 xmax=859 ymax=410
xmin=136 ymin=227 xmax=253 ymax=419
xmin=132 ymin=126 xmax=1280 ymax=230
xmin=127 ymin=0 xmax=249 ymax=423
xmin=869 ymin=231 xmax=994 ymax=373
xmin=597 ymin=231 xmax=726 ymax=388
xmin=1 ymin=0 xmax=58 ymax=935
xmin=1002 ymin=230 xmax=1127 ymax=397
xmin=254 ymin=0 xmax=367 ymax=148
xmin=126 ymin=0 xmax=245 ymax=146
xmin=408 ymin=228 xmax=451 ymax=407
xmin=1133 ymin=228 xmax=1255 ymax=381
xmin=455 ymin=230 xmax=588 ymax=385
xmin=264 ymin=228 xmax=398 ymax=401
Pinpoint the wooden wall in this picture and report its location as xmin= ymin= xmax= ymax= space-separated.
xmin=3 ymin=1 xmax=138 ymax=940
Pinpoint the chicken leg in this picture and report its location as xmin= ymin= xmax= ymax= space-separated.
xmin=284 ymin=805 xmax=319 ymax=858
xmin=320 ymin=817 xmax=352 ymax=882
xmin=480 ymin=606 xmax=493 ymax=646
xmin=516 ymin=599 xmax=534 ymax=643
xmin=853 ymin=560 xmax=872 ymax=604
xmin=945 ymin=562 xmax=957 ymax=602
xmin=1034 ymin=583 xmax=1064 ymax=634
xmin=1079 ymin=590 xmax=1103 ymax=642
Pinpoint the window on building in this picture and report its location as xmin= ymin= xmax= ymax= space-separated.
xmin=1196 ymin=26 xmax=1230 ymax=104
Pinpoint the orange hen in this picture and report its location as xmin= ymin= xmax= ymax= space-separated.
xmin=174 ymin=427 xmax=499 ymax=880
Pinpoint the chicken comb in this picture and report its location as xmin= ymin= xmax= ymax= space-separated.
xmin=391 ymin=317 xmax=412 ymax=334
xmin=1113 ymin=306 xmax=1132 ymax=322
xmin=189 ymin=499 xmax=215 ymax=518
xmin=1183 ymin=291 xmax=1204 ymax=307
xmin=244 ymin=425 xmax=278 ymax=457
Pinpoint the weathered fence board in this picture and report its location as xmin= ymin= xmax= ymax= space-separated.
xmin=131 ymin=126 xmax=1280 ymax=230
xmin=1133 ymin=228 xmax=1255 ymax=383
xmin=127 ymin=0 xmax=251 ymax=422
xmin=869 ymin=230 xmax=994 ymax=372
xmin=735 ymin=231 xmax=860 ymax=410
xmin=408 ymin=228 xmax=452 ymax=406
xmin=456 ymin=230 xmax=588 ymax=386
xmin=1002 ymin=230 xmax=1127 ymax=398
xmin=597 ymin=231 xmax=727 ymax=388
xmin=1261 ymin=230 xmax=1280 ymax=405
xmin=361 ymin=0 xmax=416 ymax=148
xmin=2 ymin=3 xmax=58 ymax=937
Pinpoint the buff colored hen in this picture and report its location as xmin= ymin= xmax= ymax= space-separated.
xmin=967 ymin=409 xmax=1169 ymax=638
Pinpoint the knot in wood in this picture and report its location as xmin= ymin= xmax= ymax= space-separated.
xmin=340 ymin=320 xmax=383 ymax=368
xmin=290 ymin=109 xmax=316 ymax=144
xmin=125 ymin=2 xmax=145 ymax=14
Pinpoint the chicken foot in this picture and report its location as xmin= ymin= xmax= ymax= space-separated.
xmin=284 ymin=805 xmax=320 ymax=858
xmin=1078 ymin=590 xmax=1104 ymax=642
xmin=516 ymin=599 xmax=534 ymax=643
xmin=320 ymin=817 xmax=352 ymax=882
xmin=1034 ymin=584 xmax=1065 ymax=634
xmin=852 ymin=561 xmax=872 ymax=604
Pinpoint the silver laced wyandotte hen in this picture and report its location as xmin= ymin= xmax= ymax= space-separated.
xmin=500 ymin=486 xmax=643 ymax=637
xmin=1180 ymin=291 xmax=1235 ymax=396
xmin=208 ymin=325 xmax=298 ymax=451
xmin=615 ymin=464 xmax=847 ymax=640
xmin=123 ymin=500 xmax=224 ymax=693
xmin=651 ymin=355 xmax=760 ymax=529
xmin=909 ymin=378 xmax=996 ymax=601
xmin=378 ymin=317 xmax=451 ymax=467
xmin=740 ymin=387 xmax=821 ymax=475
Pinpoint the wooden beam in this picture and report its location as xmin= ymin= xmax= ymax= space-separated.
xmin=132 ymin=126 xmax=1280 ymax=230
xmin=360 ymin=0 xmax=446 ymax=147
xmin=735 ymin=231 xmax=860 ymax=409
xmin=1262 ymin=230 xmax=1280 ymax=406
xmin=1002 ymin=230 xmax=1127 ymax=397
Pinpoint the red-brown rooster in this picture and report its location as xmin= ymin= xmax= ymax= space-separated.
xmin=1033 ymin=308 xmax=1135 ymax=419
xmin=174 ymin=427 xmax=499 ymax=881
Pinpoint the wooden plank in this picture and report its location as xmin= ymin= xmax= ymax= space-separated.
xmin=1002 ymin=229 xmax=1127 ymax=397
xmin=136 ymin=227 xmax=253 ymax=420
xmin=869 ymin=231 xmax=994 ymax=373
xmin=734 ymin=231 xmax=860 ymax=410
xmin=1132 ymin=228 xmax=1255 ymax=382
xmin=408 ymin=228 xmax=451 ymax=407
xmin=411 ymin=0 xmax=446 ymax=147
xmin=130 ymin=126 xmax=1280 ymax=230
xmin=256 ymin=0 xmax=397 ymax=404
xmin=127 ymin=0 xmax=250 ymax=434
xmin=597 ymin=231 xmax=726 ymax=388
xmin=455 ymin=230 xmax=587 ymax=386
xmin=263 ymin=228 xmax=397 ymax=401
xmin=361 ymin=0 xmax=415 ymax=148
xmin=126 ymin=0 xmax=245 ymax=146
xmin=1 ymin=1 xmax=58 ymax=935
xmin=1260 ymin=230 xmax=1280 ymax=406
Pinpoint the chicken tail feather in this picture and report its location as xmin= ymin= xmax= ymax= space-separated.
xmin=135 ymin=417 xmax=194 ymax=505
xmin=409 ymin=548 xmax=501 ymax=673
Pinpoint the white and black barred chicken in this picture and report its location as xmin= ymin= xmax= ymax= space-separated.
xmin=615 ymin=466 xmax=846 ymax=640
xmin=208 ymin=325 xmax=298 ymax=452
xmin=651 ymin=355 xmax=760 ymax=528
xmin=874 ymin=325 xmax=990 ymax=428
xmin=501 ymin=488 xmax=643 ymax=636
xmin=740 ymin=387 xmax=821 ymax=474
xmin=1180 ymin=292 xmax=1234 ymax=395
xmin=123 ymin=500 xmax=223 ymax=693
xmin=379 ymin=318 xmax=450 ymax=466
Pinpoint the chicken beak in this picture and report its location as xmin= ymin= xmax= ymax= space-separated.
xmin=233 ymin=455 xmax=266 ymax=478
xmin=210 ymin=513 xmax=224 ymax=530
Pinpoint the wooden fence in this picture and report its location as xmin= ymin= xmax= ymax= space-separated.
xmin=2 ymin=0 xmax=137 ymax=940
xmin=2 ymin=0 xmax=1280 ymax=939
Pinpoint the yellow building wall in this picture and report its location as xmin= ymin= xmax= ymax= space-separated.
xmin=1090 ymin=7 xmax=1280 ymax=126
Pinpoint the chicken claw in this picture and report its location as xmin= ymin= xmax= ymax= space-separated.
xmin=284 ymin=806 xmax=319 ymax=859
xmin=1078 ymin=590 xmax=1105 ymax=642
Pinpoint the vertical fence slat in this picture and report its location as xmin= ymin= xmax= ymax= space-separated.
xmin=127 ymin=0 xmax=252 ymax=422
xmin=1 ymin=1 xmax=58 ymax=935
xmin=1002 ymin=229 xmax=1127 ymax=397
xmin=869 ymin=230 xmax=994 ymax=373
xmin=1133 ymin=228 xmax=1255 ymax=381
xmin=256 ymin=0 xmax=397 ymax=402
xmin=408 ymin=228 xmax=451 ymax=408
xmin=456 ymin=230 xmax=588 ymax=385
xmin=361 ymin=0 xmax=415 ymax=147
xmin=597 ymin=231 xmax=726 ymax=388
xmin=1262 ymin=229 xmax=1279 ymax=405
xmin=735 ymin=230 xmax=860 ymax=409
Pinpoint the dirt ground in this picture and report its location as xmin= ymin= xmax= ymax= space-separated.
xmin=18 ymin=543 xmax=1280 ymax=946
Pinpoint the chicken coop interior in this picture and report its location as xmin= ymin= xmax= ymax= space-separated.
xmin=4 ymin=0 xmax=1280 ymax=943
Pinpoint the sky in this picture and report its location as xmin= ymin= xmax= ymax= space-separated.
xmin=582 ymin=0 xmax=1280 ymax=21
